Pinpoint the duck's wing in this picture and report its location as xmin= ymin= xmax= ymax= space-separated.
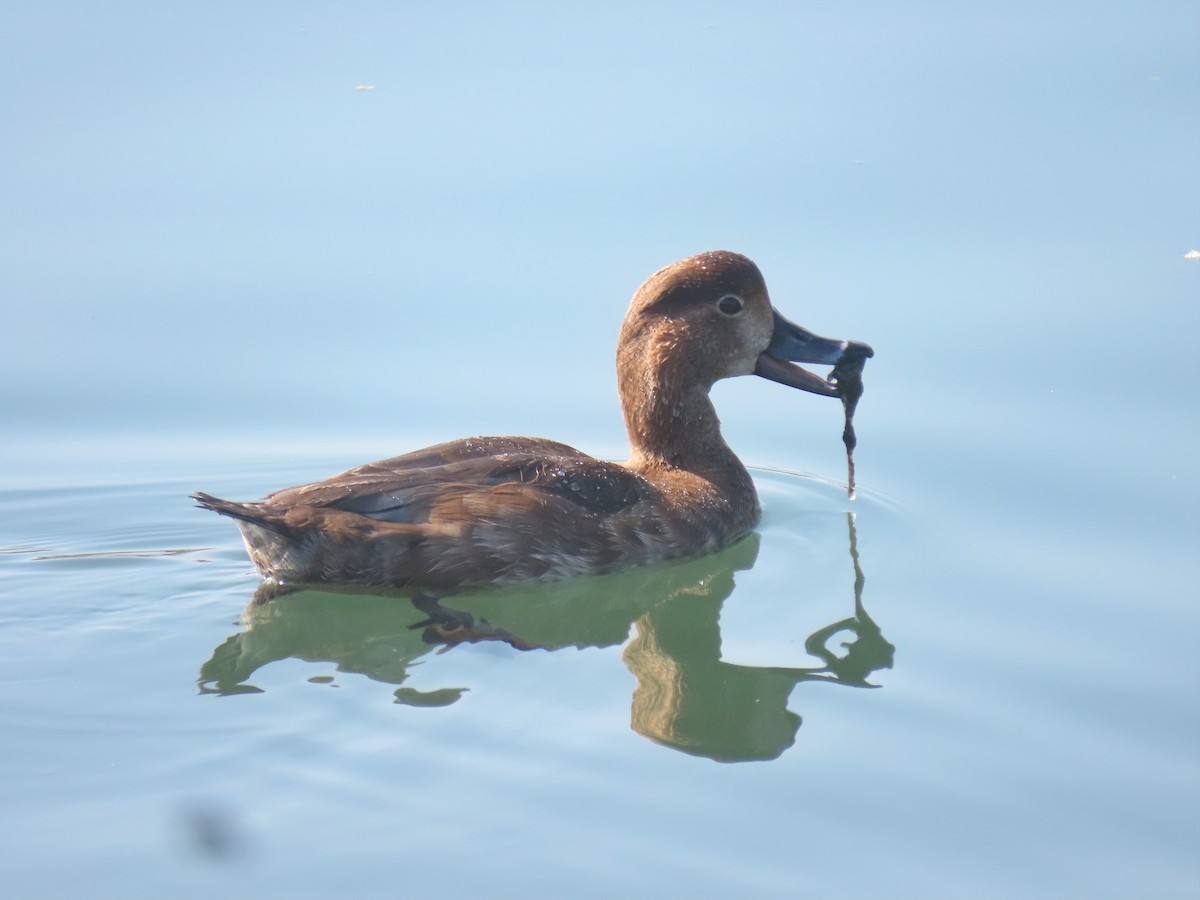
xmin=261 ymin=436 xmax=648 ymax=524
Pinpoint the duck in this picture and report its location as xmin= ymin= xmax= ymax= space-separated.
xmin=193 ymin=250 xmax=873 ymax=589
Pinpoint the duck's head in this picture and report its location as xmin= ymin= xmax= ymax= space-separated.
xmin=618 ymin=250 xmax=873 ymax=400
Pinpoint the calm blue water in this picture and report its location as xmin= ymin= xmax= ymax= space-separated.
xmin=3 ymin=3 xmax=1198 ymax=898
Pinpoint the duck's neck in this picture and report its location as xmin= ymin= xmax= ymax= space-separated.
xmin=622 ymin=375 xmax=750 ymax=487
xmin=616 ymin=322 xmax=762 ymax=542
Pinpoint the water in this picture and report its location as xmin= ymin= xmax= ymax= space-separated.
xmin=3 ymin=2 xmax=1199 ymax=898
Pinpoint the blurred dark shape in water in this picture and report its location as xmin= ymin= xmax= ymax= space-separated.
xmin=179 ymin=800 xmax=251 ymax=862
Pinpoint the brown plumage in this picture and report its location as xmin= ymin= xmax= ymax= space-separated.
xmin=193 ymin=251 xmax=873 ymax=588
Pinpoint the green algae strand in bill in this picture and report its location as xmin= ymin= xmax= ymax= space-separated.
xmin=829 ymin=355 xmax=867 ymax=499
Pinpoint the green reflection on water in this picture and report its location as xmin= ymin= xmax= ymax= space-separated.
xmin=199 ymin=516 xmax=893 ymax=763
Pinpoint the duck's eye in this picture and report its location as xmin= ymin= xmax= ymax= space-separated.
xmin=717 ymin=294 xmax=744 ymax=316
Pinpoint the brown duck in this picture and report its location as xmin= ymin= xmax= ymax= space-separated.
xmin=193 ymin=251 xmax=873 ymax=588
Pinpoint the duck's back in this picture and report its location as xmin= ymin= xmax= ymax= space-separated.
xmin=264 ymin=436 xmax=641 ymax=520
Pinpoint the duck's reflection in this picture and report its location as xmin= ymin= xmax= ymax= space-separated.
xmin=200 ymin=514 xmax=893 ymax=762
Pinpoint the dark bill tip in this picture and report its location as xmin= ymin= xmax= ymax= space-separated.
xmin=754 ymin=310 xmax=873 ymax=397
xmin=839 ymin=340 xmax=874 ymax=363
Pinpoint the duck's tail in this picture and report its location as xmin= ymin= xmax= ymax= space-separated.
xmin=191 ymin=492 xmax=291 ymax=535
xmin=192 ymin=491 xmax=303 ymax=581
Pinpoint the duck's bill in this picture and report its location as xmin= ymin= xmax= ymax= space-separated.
xmin=754 ymin=310 xmax=874 ymax=397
